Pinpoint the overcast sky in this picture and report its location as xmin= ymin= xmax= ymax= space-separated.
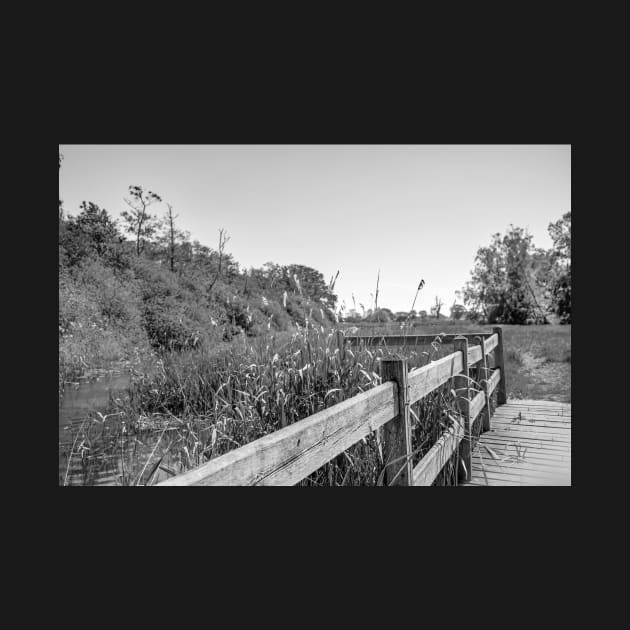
xmin=58 ymin=144 xmax=570 ymax=314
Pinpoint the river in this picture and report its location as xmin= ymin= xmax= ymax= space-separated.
xmin=59 ymin=373 xmax=132 ymax=486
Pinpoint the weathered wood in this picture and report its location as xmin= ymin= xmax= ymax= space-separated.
xmin=469 ymin=467 xmax=570 ymax=486
xmin=453 ymin=336 xmax=471 ymax=483
xmin=494 ymin=410 xmax=570 ymax=420
xmin=476 ymin=335 xmax=491 ymax=432
xmin=483 ymin=333 xmax=498 ymax=355
xmin=491 ymin=421 xmax=571 ymax=431
xmin=478 ymin=436 xmax=571 ymax=453
xmin=467 ymin=344 xmax=483 ymax=366
xmin=473 ymin=452 xmax=571 ymax=471
xmin=474 ymin=434 xmax=572 ymax=451
xmin=380 ymin=358 xmax=413 ymax=486
xmin=487 ymin=369 xmax=501 ymax=397
xmin=156 ymin=382 xmax=397 ymax=486
xmin=493 ymin=327 xmax=507 ymax=404
xmin=462 ymin=400 xmax=571 ymax=486
xmin=407 ymin=351 xmax=464 ymax=404
xmin=472 ymin=457 xmax=571 ymax=475
xmin=469 ymin=389 xmax=486 ymax=425
xmin=413 ymin=421 xmax=464 ymax=486
xmin=345 ymin=333 xmax=493 ymax=346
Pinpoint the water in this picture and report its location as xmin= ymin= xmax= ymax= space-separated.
xmin=59 ymin=374 xmax=131 ymax=486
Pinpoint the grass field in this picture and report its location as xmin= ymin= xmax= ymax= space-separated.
xmin=342 ymin=320 xmax=571 ymax=402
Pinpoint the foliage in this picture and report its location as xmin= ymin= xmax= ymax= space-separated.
xmin=547 ymin=212 xmax=571 ymax=323
xmin=58 ymin=178 xmax=341 ymax=379
xmin=364 ymin=308 xmax=394 ymax=323
xmin=63 ymin=328 xmax=465 ymax=486
xmin=120 ymin=185 xmax=162 ymax=256
xmin=461 ymin=213 xmax=571 ymax=325
xmin=462 ymin=226 xmax=545 ymax=324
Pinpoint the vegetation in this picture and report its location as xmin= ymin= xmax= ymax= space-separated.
xmin=58 ymin=172 xmax=339 ymax=386
xmin=60 ymin=327 xmax=473 ymax=486
xmin=59 ymin=155 xmax=570 ymax=486
xmin=461 ymin=213 xmax=571 ymax=324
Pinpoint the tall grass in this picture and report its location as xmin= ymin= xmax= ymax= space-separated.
xmin=62 ymin=327 xmax=485 ymax=486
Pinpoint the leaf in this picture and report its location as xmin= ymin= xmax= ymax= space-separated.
xmin=325 ymin=388 xmax=342 ymax=401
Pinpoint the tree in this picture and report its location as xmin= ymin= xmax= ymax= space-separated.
xmin=450 ymin=303 xmax=466 ymax=320
xmin=547 ymin=211 xmax=571 ymax=323
xmin=207 ymin=228 xmax=231 ymax=294
xmin=120 ymin=185 xmax=162 ymax=256
xmin=157 ymin=204 xmax=190 ymax=273
xmin=60 ymin=202 xmax=125 ymax=268
xmin=365 ymin=308 xmax=393 ymax=322
xmin=462 ymin=226 xmax=542 ymax=324
xmin=431 ymin=296 xmax=444 ymax=319
xmin=284 ymin=264 xmax=338 ymax=308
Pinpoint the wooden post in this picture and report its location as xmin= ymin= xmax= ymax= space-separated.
xmin=453 ymin=337 xmax=471 ymax=483
xmin=474 ymin=336 xmax=491 ymax=433
xmin=380 ymin=357 xmax=413 ymax=486
xmin=493 ymin=326 xmax=507 ymax=405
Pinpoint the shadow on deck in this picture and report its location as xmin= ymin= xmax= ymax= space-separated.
xmin=462 ymin=399 xmax=571 ymax=486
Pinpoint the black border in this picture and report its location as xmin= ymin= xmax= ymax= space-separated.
xmin=50 ymin=50 xmax=583 ymax=582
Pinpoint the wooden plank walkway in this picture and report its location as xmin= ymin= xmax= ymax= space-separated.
xmin=462 ymin=399 xmax=571 ymax=486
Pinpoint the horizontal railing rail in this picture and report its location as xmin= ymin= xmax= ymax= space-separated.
xmin=345 ymin=333 xmax=494 ymax=346
xmin=157 ymin=327 xmax=506 ymax=486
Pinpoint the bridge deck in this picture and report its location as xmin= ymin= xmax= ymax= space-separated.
xmin=462 ymin=399 xmax=571 ymax=486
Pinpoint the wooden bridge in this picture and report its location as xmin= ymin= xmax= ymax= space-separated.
xmin=157 ymin=327 xmax=571 ymax=486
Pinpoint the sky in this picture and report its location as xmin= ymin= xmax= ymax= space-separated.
xmin=58 ymin=145 xmax=571 ymax=314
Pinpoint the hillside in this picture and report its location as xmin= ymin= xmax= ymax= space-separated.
xmin=58 ymin=195 xmax=339 ymax=384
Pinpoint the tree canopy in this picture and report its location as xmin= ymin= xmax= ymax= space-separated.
xmin=461 ymin=214 xmax=571 ymax=324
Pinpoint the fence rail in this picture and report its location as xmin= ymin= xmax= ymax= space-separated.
xmin=157 ymin=327 xmax=507 ymax=486
xmin=344 ymin=332 xmax=495 ymax=347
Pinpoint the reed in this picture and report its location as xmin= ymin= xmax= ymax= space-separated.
xmin=62 ymin=327 xmax=477 ymax=486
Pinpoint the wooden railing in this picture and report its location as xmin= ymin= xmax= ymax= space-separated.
xmin=157 ymin=327 xmax=507 ymax=486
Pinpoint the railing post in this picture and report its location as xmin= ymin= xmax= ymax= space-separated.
xmin=380 ymin=357 xmax=413 ymax=486
xmin=475 ymin=336 xmax=491 ymax=433
xmin=493 ymin=326 xmax=507 ymax=405
xmin=453 ymin=337 xmax=471 ymax=483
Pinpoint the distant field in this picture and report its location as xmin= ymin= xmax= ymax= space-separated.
xmin=341 ymin=320 xmax=571 ymax=403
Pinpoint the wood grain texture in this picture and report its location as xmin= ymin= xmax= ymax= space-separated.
xmin=461 ymin=400 xmax=571 ymax=486
xmin=413 ymin=421 xmax=464 ymax=486
xmin=407 ymin=351 xmax=463 ymax=404
xmin=469 ymin=390 xmax=486 ymax=425
xmin=476 ymin=336 xmax=491 ymax=432
xmin=492 ymin=327 xmax=507 ymax=404
xmin=454 ymin=337 xmax=471 ymax=482
xmin=483 ymin=334 xmax=498 ymax=355
xmin=467 ymin=344 xmax=483 ymax=366
xmin=487 ymin=369 xmax=501 ymax=397
xmin=380 ymin=358 xmax=413 ymax=486
xmin=156 ymin=382 xmax=397 ymax=486
xmin=345 ymin=333 xmax=494 ymax=346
